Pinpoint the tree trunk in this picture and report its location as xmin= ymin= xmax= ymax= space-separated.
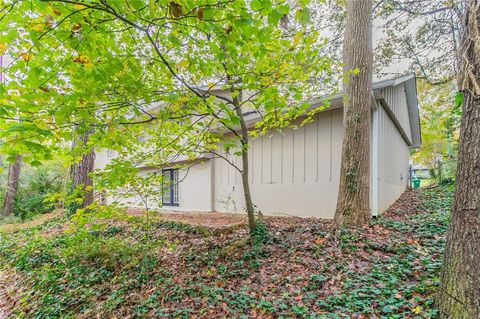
xmin=232 ymin=91 xmax=256 ymax=234
xmin=241 ymin=146 xmax=256 ymax=233
xmin=437 ymin=1 xmax=480 ymax=317
xmin=70 ymin=132 xmax=95 ymax=209
xmin=2 ymin=155 xmax=21 ymax=216
xmin=334 ymin=0 xmax=373 ymax=227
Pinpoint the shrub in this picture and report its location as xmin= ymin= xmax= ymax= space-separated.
xmin=0 ymin=161 xmax=65 ymax=220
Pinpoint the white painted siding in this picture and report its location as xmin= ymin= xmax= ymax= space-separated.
xmin=102 ymin=162 xmax=213 ymax=212
xmin=381 ymin=83 xmax=412 ymax=143
xmin=214 ymin=108 xmax=343 ymax=218
xmin=94 ymin=149 xmax=109 ymax=170
xmin=377 ymin=104 xmax=410 ymax=213
xmin=94 ymin=82 xmax=416 ymax=218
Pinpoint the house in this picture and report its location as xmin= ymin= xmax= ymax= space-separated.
xmin=95 ymin=73 xmax=421 ymax=219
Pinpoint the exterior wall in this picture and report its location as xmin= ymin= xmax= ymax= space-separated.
xmin=381 ymin=83 xmax=412 ymax=143
xmin=99 ymin=157 xmax=213 ymax=212
xmin=94 ymin=149 xmax=109 ymax=170
xmin=105 ymin=167 xmax=161 ymax=208
xmin=377 ymin=104 xmax=410 ymax=213
xmin=93 ymin=85 xmax=415 ymax=218
xmin=174 ymin=160 xmax=212 ymax=212
xmin=214 ymin=108 xmax=344 ymax=218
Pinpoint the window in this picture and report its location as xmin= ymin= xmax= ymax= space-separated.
xmin=162 ymin=169 xmax=179 ymax=206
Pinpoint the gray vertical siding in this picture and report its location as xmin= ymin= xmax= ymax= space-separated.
xmin=94 ymin=79 xmax=417 ymax=218
xmin=377 ymin=104 xmax=410 ymax=213
xmin=214 ymin=108 xmax=343 ymax=218
xmin=381 ymin=83 xmax=413 ymax=143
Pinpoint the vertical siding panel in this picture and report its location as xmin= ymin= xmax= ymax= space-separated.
xmin=262 ymin=135 xmax=272 ymax=183
xmin=221 ymin=151 xmax=229 ymax=185
xmin=226 ymin=151 xmax=231 ymax=185
xmin=293 ymin=126 xmax=305 ymax=183
xmin=217 ymin=157 xmax=222 ymax=186
xmin=330 ymin=108 xmax=343 ymax=183
xmin=282 ymin=128 xmax=294 ymax=183
xmin=230 ymin=151 xmax=235 ymax=185
xmin=252 ymin=137 xmax=262 ymax=185
xmin=271 ymin=132 xmax=282 ymax=183
xmin=381 ymin=84 xmax=412 ymax=143
xmin=305 ymin=120 xmax=317 ymax=183
xmin=233 ymin=153 xmax=239 ymax=185
xmin=248 ymin=139 xmax=254 ymax=184
xmin=317 ymin=111 xmax=332 ymax=182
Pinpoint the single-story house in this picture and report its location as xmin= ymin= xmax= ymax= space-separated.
xmin=95 ymin=73 xmax=421 ymax=219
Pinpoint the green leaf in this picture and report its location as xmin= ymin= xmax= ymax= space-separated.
xmin=297 ymin=8 xmax=311 ymax=27
xmin=454 ymin=91 xmax=463 ymax=109
xmin=268 ymin=9 xmax=283 ymax=25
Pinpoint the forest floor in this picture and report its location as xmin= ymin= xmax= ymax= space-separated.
xmin=0 ymin=185 xmax=452 ymax=318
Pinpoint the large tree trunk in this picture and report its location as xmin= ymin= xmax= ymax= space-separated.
xmin=437 ymin=1 xmax=480 ymax=317
xmin=70 ymin=132 xmax=95 ymax=209
xmin=2 ymin=155 xmax=21 ymax=216
xmin=334 ymin=0 xmax=373 ymax=227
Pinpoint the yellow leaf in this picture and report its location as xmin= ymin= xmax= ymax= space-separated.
xmin=79 ymin=54 xmax=89 ymax=63
xmin=73 ymin=54 xmax=89 ymax=64
xmin=412 ymin=306 xmax=422 ymax=314
xmin=20 ymin=52 xmax=32 ymax=61
xmin=0 ymin=43 xmax=6 ymax=55
xmin=32 ymin=23 xmax=44 ymax=32
xmin=177 ymin=59 xmax=188 ymax=69
xmin=73 ymin=3 xmax=86 ymax=10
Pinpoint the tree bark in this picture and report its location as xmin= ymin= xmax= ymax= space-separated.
xmin=334 ymin=0 xmax=373 ymax=227
xmin=232 ymin=90 xmax=256 ymax=234
xmin=2 ymin=155 xmax=21 ymax=216
xmin=437 ymin=1 xmax=480 ymax=317
xmin=70 ymin=132 xmax=95 ymax=209
xmin=241 ymin=146 xmax=256 ymax=233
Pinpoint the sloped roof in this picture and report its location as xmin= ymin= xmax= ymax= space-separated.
xmin=145 ymin=74 xmax=422 ymax=148
xmin=284 ymin=73 xmax=421 ymax=148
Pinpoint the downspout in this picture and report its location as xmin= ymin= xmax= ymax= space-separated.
xmin=371 ymin=93 xmax=380 ymax=217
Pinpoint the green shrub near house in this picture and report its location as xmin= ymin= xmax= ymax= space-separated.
xmin=0 ymin=161 xmax=65 ymax=221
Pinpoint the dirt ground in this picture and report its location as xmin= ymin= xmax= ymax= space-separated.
xmin=127 ymin=208 xmax=249 ymax=228
xmin=127 ymin=209 xmax=332 ymax=230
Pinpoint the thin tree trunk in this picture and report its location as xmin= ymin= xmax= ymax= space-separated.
xmin=70 ymin=132 xmax=95 ymax=209
xmin=241 ymin=146 xmax=255 ymax=233
xmin=232 ymin=91 xmax=256 ymax=234
xmin=437 ymin=1 xmax=480 ymax=317
xmin=2 ymin=155 xmax=21 ymax=216
xmin=334 ymin=0 xmax=373 ymax=227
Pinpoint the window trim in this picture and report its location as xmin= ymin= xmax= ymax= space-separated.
xmin=162 ymin=168 xmax=179 ymax=207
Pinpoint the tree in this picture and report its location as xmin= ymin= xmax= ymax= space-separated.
xmin=334 ymin=0 xmax=373 ymax=227
xmin=0 ymin=1 xmax=334 ymax=234
xmin=69 ymin=131 xmax=95 ymax=211
xmin=411 ymin=80 xmax=460 ymax=180
xmin=2 ymin=154 xmax=21 ymax=216
xmin=375 ymin=0 xmax=461 ymax=85
xmin=437 ymin=0 xmax=480 ymax=317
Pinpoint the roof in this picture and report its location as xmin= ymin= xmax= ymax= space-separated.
xmin=141 ymin=74 xmax=422 ymax=148
xmin=245 ymin=73 xmax=421 ymax=148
